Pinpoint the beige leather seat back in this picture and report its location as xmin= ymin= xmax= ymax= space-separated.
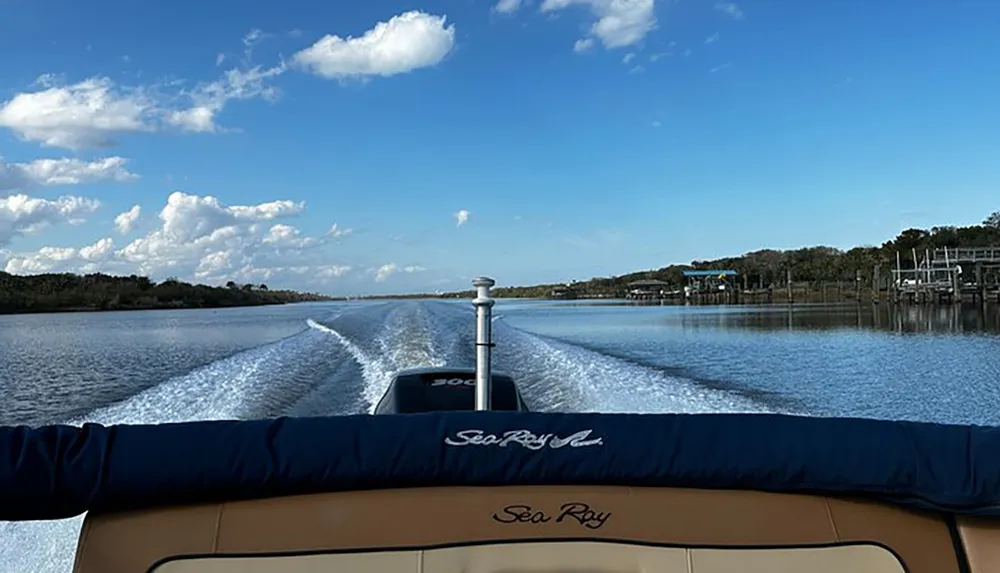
xmin=73 ymin=486 xmax=991 ymax=573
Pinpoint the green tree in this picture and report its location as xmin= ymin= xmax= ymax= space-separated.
xmin=0 ymin=273 xmax=333 ymax=314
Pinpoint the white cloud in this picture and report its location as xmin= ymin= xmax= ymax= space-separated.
xmin=0 ymin=194 xmax=101 ymax=246
xmin=241 ymin=28 xmax=270 ymax=64
xmin=327 ymin=222 xmax=353 ymax=238
xmin=4 ymin=245 xmax=80 ymax=274
xmin=454 ymin=209 xmax=470 ymax=226
xmin=165 ymin=64 xmax=286 ymax=134
xmin=0 ymin=26 xmax=286 ymax=150
xmin=714 ymin=2 xmax=744 ymax=19
xmin=292 ymin=11 xmax=456 ymax=80
xmin=373 ymin=262 xmax=426 ymax=282
xmin=1 ymin=191 xmax=360 ymax=290
xmin=0 ymin=156 xmax=138 ymax=193
xmin=0 ymin=77 xmax=155 ymax=149
xmin=3 ymin=237 xmax=116 ymax=275
xmin=1 ymin=16 xmax=458 ymax=150
xmin=375 ymin=263 xmax=397 ymax=282
xmin=705 ymin=32 xmax=719 ymax=44
xmin=262 ymin=223 xmax=319 ymax=248
xmin=0 ymin=68 xmax=285 ymax=149
xmin=709 ymin=62 xmax=731 ymax=73
xmin=573 ymin=38 xmax=595 ymax=53
xmin=494 ymin=0 xmax=524 ymax=13
xmin=541 ymin=0 xmax=657 ymax=50
xmin=80 ymin=237 xmax=115 ymax=261
xmin=114 ymin=204 xmax=141 ymax=234
xmin=622 ymin=52 xmax=636 ymax=64
xmin=155 ymin=191 xmax=303 ymax=244
xmin=651 ymin=120 xmax=662 ymax=128
xmin=316 ymin=265 xmax=352 ymax=279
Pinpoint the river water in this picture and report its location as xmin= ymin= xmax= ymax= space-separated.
xmin=1 ymin=299 xmax=998 ymax=571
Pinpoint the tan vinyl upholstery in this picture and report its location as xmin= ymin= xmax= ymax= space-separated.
xmin=150 ymin=543 xmax=907 ymax=573
xmin=73 ymin=486 xmax=970 ymax=573
xmin=956 ymin=516 xmax=1000 ymax=573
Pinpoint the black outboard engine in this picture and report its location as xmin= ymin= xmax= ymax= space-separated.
xmin=372 ymin=276 xmax=531 ymax=415
xmin=373 ymin=366 xmax=529 ymax=414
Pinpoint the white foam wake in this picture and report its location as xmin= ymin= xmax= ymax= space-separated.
xmin=0 ymin=324 xmax=343 ymax=573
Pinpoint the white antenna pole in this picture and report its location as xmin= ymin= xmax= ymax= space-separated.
xmin=472 ymin=277 xmax=496 ymax=411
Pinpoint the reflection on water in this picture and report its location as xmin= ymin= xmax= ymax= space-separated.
xmin=658 ymin=303 xmax=1000 ymax=335
xmin=504 ymin=300 xmax=1000 ymax=426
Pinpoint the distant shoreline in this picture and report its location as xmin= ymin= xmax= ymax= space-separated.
xmin=0 ymin=272 xmax=337 ymax=316
xmin=0 ymin=299 xmax=341 ymax=317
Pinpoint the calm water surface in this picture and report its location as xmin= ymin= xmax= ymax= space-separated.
xmin=1 ymin=299 xmax=998 ymax=427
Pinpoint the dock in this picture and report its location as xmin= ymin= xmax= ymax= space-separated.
xmin=891 ymin=247 xmax=1000 ymax=304
xmin=610 ymin=246 xmax=1000 ymax=306
xmin=625 ymin=279 xmax=675 ymax=300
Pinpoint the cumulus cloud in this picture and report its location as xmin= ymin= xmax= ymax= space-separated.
xmin=541 ymin=0 xmax=657 ymax=50
xmin=0 ymin=77 xmax=155 ymax=149
xmin=2 ymin=191 xmax=359 ymax=289
xmin=114 ymin=204 xmax=141 ymax=234
xmin=454 ymin=209 xmax=470 ymax=226
xmin=4 ymin=237 xmax=119 ymax=275
xmin=0 ymin=156 xmax=138 ymax=193
xmin=0 ymin=194 xmax=101 ymax=246
xmin=292 ymin=11 xmax=456 ymax=80
xmin=261 ymin=223 xmax=319 ymax=249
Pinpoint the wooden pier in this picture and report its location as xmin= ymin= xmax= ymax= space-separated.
xmin=891 ymin=247 xmax=1000 ymax=304
xmin=625 ymin=280 xmax=674 ymax=300
xmin=611 ymin=248 xmax=1000 ymax=306
xmin=682 ymin=270 xmax=739 ymax=303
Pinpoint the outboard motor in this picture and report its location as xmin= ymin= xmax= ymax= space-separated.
xmin=373 ymin=276 xmax=530 ymax=415
xmin=372 ymin=367 xmax=528 ymax=414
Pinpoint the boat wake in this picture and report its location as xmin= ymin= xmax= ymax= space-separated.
xmin=0 ymin=299 xmax=770 ymax=573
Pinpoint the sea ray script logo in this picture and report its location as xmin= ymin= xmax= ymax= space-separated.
xmin=443 ymin=429 xmax=603 ymax=449
xmin=492 ymin=502 xmax=611 ymax=529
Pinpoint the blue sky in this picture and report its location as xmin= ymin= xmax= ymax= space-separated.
xmin=0 ymin=0 xmax=998 ymax=295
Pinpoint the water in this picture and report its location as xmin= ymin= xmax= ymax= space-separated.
xmin=1 ymin=299 xmax=999 ymax=570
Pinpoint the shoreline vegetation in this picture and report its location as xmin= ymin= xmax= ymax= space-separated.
xmin=2 ymin=214 xmax=997 ymax=314
xmin=0 ymin=273 xmax=334 ymax=315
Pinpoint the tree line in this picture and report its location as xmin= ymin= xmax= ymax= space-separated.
xmin=456 ymin=211 xmax=1000 ymax=299
xmin=0 ymin=273 xmax=334 ymax=314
